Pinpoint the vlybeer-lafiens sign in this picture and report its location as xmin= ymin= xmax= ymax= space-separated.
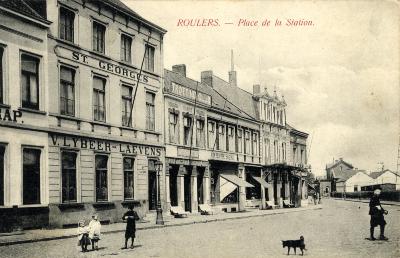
xmin=50 ymin=134 xmax=162 ymax=156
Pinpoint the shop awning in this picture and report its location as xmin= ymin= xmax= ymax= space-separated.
xmin=252 ymin=176 xmax=271 ymax=189
xmin=220 ymin=174 xmax=254 ymax=187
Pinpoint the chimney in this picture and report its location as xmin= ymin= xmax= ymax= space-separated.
xmin=201 ymin=70 xmax=213 ymax=87
xmin=229 ymin=50 xmax=237 ymax=87
xmin=172 ymin=64 xmax=186 ymax=77
xmin=253 ymin=84 xmax=261 ymax=95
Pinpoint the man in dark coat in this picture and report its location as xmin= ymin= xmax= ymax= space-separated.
xmin=122 ymin=205 xmax=139 ymax=249
xmin=369 ymin=188 xmax=388 ymax=240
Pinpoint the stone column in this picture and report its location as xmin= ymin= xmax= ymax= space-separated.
xmin=276 ymin=181 xmax=282 ymax=207
xmin=298 ymin=178 xmax=303 ymax=207
xmin=191 ymin=166 xmax=198 ymax=213
xmin=177 ymin=165 xmax=186 ymax=208
xmin=238 ymin=164 xmax=246 ymax=212
xmin=204 ymin=166 xmax=210 ymax=204
xmin=165 ymin=173 xmax=171 ymax=211
xmin=260 ymin=170 xmax=266 ymax=209
xmin=285 ymin=176 xmax=290 ymax=201
xmin=260 ymin=185 xmax=266 ymax=209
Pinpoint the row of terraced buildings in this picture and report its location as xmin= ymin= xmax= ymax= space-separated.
xmin=0 ymin=0 xmax=309 ymax=231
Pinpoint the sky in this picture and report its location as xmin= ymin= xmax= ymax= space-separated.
xmin=123 ymin=0 xmax=399 ymax=176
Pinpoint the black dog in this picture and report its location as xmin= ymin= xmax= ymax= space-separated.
xmin=282 ymin=236 xmax=306 ymax=255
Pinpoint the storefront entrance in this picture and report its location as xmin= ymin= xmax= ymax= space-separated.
xmin=197 ymin=168 xmax=204 ymax=205
xmin=184 ymin=174 xmax=191 ymax=212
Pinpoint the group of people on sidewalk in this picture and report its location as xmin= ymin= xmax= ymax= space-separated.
xmin=77 ymin=206 xmax=139 ymax=252
xmin=77 ymin=214 xmax=102 ymax=252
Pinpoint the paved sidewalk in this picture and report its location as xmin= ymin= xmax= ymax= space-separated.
xmin=0 ymin=205 xmax=321 ymax=246
xmin=332 ymin=198 xmax=400 ymax=206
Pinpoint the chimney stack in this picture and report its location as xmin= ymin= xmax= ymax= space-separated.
xmin=228 ymin=50 xmax=237 ymax=87
xmin=201 ymin=70 xmax=213 ymax=87
xmin=253 ymin=84 xmax=261 ymax=95
xmin=172 ymin=64 xmax=186 ymax=77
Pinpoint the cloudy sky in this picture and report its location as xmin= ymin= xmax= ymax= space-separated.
xmin=123 ymin=0 xmax=399 ymax=176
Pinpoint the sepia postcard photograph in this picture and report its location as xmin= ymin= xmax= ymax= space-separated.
xmin=0 ymin=0 xmax=399 ymax=257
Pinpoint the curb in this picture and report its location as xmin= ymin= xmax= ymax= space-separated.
xmin=0 ymin=206 xmax=322 ymax=246
xmin=333 ymin=198 xmax=400 ymax=206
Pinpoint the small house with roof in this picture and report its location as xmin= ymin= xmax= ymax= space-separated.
xmin=369 ymin=170 xmax=400 ymax=190
xmin=335 ymin=169 xmax=375 ymax=193
xmin=326 ymin=158 xmax=354 ymax=192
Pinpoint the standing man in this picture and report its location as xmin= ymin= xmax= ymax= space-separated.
xmin=122 ymin=205 xmax=139 ymax=249
xmin=369 ymin=188 xmax=388 ymax=240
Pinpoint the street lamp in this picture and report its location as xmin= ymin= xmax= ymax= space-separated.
xmin=155 ymin=160 xmax=164 ymax=225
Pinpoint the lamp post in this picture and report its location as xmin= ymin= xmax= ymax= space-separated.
xmin=155 ymin=160 xmax=164 ymax=225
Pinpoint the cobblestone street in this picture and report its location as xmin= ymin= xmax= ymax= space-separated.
xmin=0 ymin=199 xmax=399 ymax=258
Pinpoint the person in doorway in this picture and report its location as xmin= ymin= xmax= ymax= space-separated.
xmin=369 ymin=188 xmax=388 ymax=240
xmin=122 ymin=205 xmax=139 ymax=249
xmin=88 ymin=214 xmax=101 ymax=250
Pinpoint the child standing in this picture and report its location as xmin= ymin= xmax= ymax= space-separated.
xmin=122 ymin=205 xmax=139 ymax=249
xmin=88 ymin=214 xmax=101 ymax=250
xmin=77 ymin=220 xmax=89 ymax=252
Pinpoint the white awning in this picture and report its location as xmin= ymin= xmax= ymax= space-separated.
xmin=220 ymin=174 xmax=254 ymax=187
xmin=252 ymin=176 xmax=271 ymax=189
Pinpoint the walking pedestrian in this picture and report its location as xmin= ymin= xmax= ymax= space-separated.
xmin=369 ymin=188 xmax=388 ymax=241
xmin=122 ymin=205 xmax=139 ymax=249
xmin=88 ymin=214 xmax=101 ymax=250
xmin=77 ymin=220 xmax=89 ymax=252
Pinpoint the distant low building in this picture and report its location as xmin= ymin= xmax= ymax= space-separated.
xmin=325 ymin=158 xmax=354 ymax=192
xmin=335 ymin=169 xmax=375 ymax=193
xmin=369 ymin=170 xmax=400 ymax=190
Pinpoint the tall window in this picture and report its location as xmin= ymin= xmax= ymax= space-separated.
xmin=93 ymin=76 xmax=106 ymax=122
xmin=265 ymin=139 xmax=270 ymax=163
xmin=21 ymin=54 xmax=40 ymax=110
xmin=59 ymin=7 xmax=74 ymax=42
xmin=121 ymin=34 xmax=132 ymax=63
xmin=196 ymin=119 xmax=205 ymax=148
xmin=121 ymin=85 xmax=132 ymax=127
xmin=208 ymin=121 xmax=216 ymax=149
xmin=61 ymin=152 xmax=77 ymax=203
xmin=93 ymin=21 xmax=105 ymax=53
xmin=60 ymin=66 xmax=75 ymax=116
xmin=169 ymin=112 xmax=179 ymax=144
xmin=0 ymin=145 xmax=4 ymax=206
xmin=244 ymin=131 xmax=251 ymax=154
xmin=183 ymin=116 xmax=192 ymax=146
xmin=144 ymin=45 xmax=155 ymax=72
xmin=146 ymin=92 xmax=155 ymax=131
xmin=217 ymin=124 xmax=225 ymax=151
xmin=237 ymin=129 xmax=243 ymax=153
xmin=293 ymin=147 xmax=297 ymax=164
xmin=264 ymin=103 xmax=267 ymax=120
xmin=0 ymin=47 xmax=3 ymax=104
xmin=23 ymin=148 xmax=41 ymax=204
xmin=95 ymin=155 xmax=108 ymax=202
xmin=252 ymin=133 xmax=258 ymax=156
xmin=123 ymin=157 xmax=134 ymax=200
xmin=227 ymin=126 xmax=235 ymax=152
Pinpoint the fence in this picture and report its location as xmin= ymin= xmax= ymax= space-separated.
xmin=331 ymin=191 xmax=400 ymax=202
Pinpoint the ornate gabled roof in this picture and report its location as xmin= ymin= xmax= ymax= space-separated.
xmin=326 ymin=159 xmax=354 ymax=170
